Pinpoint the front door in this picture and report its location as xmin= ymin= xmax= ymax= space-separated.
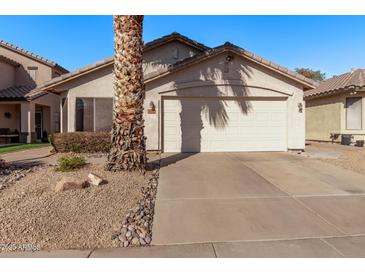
xmin=35 ymin=111 xmax=43 ymax=141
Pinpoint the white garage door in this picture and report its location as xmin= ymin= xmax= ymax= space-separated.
xmin=163 ymin=98 xmax=287 ymax=152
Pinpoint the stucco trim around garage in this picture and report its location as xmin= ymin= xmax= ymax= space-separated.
xmin=157 ymin=80 xmax=294 ymax=97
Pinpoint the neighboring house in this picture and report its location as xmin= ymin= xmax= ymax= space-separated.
xmin=0 ymin=40 xmax=68 ymax=143
xmin=305 ymin=69 xmax=365 ymax=142
xmin=4 ymin=32 xmax=316 ymax=152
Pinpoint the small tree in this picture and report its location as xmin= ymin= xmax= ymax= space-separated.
xmin=295 ymin=68 xmax=326 ymax=82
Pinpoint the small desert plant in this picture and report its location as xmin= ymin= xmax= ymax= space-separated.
xmin=56 ymin=155 xmax=87 ymax=172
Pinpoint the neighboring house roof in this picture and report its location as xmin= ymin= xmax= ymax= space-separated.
xmin=0 ymin=40 xmax=68 ymax=73
xmin=304 ymin=69 xmax=365 ymax=99
xmin=39 ymin=36 xmax=317 ymax=92
xmin=144 ymin=42 xmax=318 ymax=89
xmin=0 ymin=86 xmax=47 ymax=101
xmin=0 ymin=54 xmax=20 ymax=66
xmin=144 ymin=32 xmax=210 ymax=52
xmin=0 ymin=86 xmax=34 ymax=100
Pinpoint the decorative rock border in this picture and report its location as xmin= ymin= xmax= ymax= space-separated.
xmin=117 ymin=168 xmax=160 ymax=247
xmin=0 ymin=163 xmax=39 ymax=191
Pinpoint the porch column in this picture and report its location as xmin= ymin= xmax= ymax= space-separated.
xmin=68 ymin=96 xmax=76 ymax=132
xmin=60 ymin=97 xmax=63 ymax=133
xmin=20 ymin=101 xmax=35 ymax=143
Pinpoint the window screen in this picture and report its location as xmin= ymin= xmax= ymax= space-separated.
xmin=95 ymin=98 xmax=113 ymax=131
xmin=75 ymin=98 xmax=94 ymax=131
xmin=75 ymin=98 xmax=113 ymax=132
xmin=346 ymin=97 xmax=362 ymax=130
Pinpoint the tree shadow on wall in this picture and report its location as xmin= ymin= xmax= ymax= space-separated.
xmin=158 ymin=57 xmax=253 ymax=167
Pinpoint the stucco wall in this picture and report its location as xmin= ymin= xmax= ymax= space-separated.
xmin=53 ymin=51 xmax=306 ymax=151
xmin=0 ymin=103 xmax=20 ymax=130
xmin=143 ymin=41 xmax=201 ymax=75
xmin=33 ymin=92 xmax=60 ymax=134
xmin=144 ymin=52 xmax=306 ymax=150
xmin=55 ymin=66 xmax=113 ymax=132
xmin=0 ymin=46 xmax=55 ymax=87
xmin=305 ymin=90 xmax=365 ymax=142
xmin=306 ymin=96 xmax=341 ymax=141
xmin=0 ymin=61 xmax=16 ymax=89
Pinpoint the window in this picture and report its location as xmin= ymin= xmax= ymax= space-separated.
xmin=346 ymin=97 xmax=362 ymax=130
xmin=27 ymin=66 xmax=38 ymax=81
xmin=75 ymin=98 xmax=113 ymax=132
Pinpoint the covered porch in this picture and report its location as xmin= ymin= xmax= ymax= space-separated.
xmin=0 ymin=101 xmax=52 ymax=144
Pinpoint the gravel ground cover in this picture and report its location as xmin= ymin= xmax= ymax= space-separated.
xmin=322 ymin=148 xmax=365 ymax=176
xmin=0 ymin=153 xmax=159 ymax=251
xmin=306 ymin=141 xmax=365 ymax=176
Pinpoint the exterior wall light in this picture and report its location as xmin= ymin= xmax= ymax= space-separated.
xmin=149 ymin=101 xmax=155 ymax=111
xmin=148 ymin=101 xmax=156 ymax=114
xmin=298 ymin=102 xmax=303 ymax=113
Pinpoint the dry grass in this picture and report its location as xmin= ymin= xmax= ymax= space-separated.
xmin=0 ymin=154 xmax=157 ymax=251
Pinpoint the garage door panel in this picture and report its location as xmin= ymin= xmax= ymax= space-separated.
xmin=163 ymin=98 xmax=287 ymax=152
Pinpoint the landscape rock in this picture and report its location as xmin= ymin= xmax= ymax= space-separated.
xmin=55 ymin=176 xmax=89 ymax=192
xmin=116 ymin=166 xmax=160 ymax=247
xmin=87 ymin=173 xmax=107 ymax=186
xmin=0 ymin=162 xmax=38 ymax=191
xmin=0 ymin=158 xmax=9 ymax=169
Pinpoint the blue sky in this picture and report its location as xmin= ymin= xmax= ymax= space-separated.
xmin=0 ymin=15 xmax=364 ymax=78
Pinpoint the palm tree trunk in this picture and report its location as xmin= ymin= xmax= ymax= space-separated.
xmin=106 ymin=15 xmax=146 ymax=172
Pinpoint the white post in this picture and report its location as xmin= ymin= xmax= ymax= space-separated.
xmin=20 ymin=102 xmax=35 ymax=143
xmin=60 ymin=97 xmax=63 ymax=133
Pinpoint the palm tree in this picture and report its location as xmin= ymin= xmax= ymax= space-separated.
xmin=106 ymin=15 xmax=146 ymax=172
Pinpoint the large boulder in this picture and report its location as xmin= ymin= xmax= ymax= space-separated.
xmin=87 ymin=173 xmax=107 ymax=186
xmin=55 ymin=176 xmax=89 ymax=192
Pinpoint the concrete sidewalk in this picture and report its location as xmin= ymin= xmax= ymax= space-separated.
xmin=1 ymin=236 xmax=365 ymax=258
xmin=1 ymin=146 xmax=54 ymax=166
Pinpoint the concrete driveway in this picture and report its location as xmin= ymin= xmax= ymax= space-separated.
xmin=152 ymin=152 xmax=365 ymax=255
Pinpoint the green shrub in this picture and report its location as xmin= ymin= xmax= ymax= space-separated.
xmin=50 ymin=132 xmax=111 ymax=153
xmin=56 ymin=155 xmax=87 ymax=172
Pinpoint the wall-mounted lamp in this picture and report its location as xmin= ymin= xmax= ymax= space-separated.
xmin=148 ymin=101 xmax=156 ymax=114
xmin=298 ymin=102 xmax=303 ymax=113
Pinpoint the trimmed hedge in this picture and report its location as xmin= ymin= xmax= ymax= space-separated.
xmin=50 ymin=132 xmax=111 ymax=153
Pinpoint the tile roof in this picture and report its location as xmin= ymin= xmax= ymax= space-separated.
xmin=0 ymin=40 xmax=68 ymax=73
xmin=144 ymin=42 xmax=318 ymax=88
xmin=304 ymin=69 xmax=365 ymax=99
xmin=38 ymin=34 xmax=317 ymax=91
xmin=0 ymin=86 xmax=35 ymax=100
xmin=144 ymin=32 xmax=210 ymax=52
xmin=0 ymin=55 xmax=20 ymax=66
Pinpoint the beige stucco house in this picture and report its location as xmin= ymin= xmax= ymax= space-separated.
xmin=1 ymin=33 xmax=316 ymax=151
xmin=305 ymin=69 xmax=365 ymax=143
xmin=35 ymin=32 xmax=315 ymax=152
xmin=0 ymin=40 xmax=68 ymax=143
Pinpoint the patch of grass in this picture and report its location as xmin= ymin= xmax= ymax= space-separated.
xmin=56 ymin=155 xmax=87 ymax=172
xmin=0 ymin=143 xmax=50 ymax=154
